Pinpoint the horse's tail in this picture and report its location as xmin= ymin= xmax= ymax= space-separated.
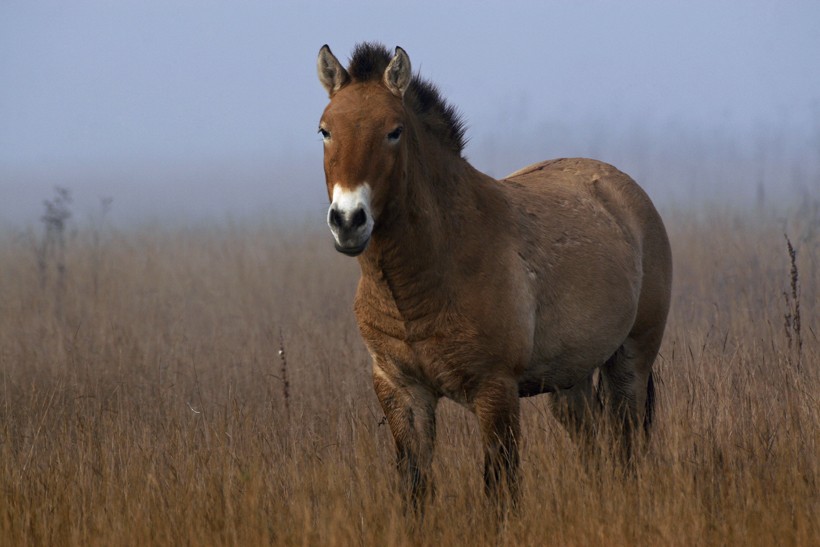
xmin=643 ymin=371 xmax=655 ymax=435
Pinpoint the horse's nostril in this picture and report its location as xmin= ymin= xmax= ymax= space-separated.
xmin=351 ymin=208 xmax=367 ymax=229
xmin=329 ymin=208 xmax=343 ymax=229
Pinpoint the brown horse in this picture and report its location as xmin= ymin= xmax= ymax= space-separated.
xmin=316 ymin=43 xmax=672 ymax=509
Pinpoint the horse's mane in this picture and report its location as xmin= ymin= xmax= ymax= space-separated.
xmin=347 ymin=42 xmax=467 ymax=155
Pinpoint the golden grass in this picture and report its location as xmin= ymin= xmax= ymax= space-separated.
xmin=0 ymin=206 xmax=818 ymax=546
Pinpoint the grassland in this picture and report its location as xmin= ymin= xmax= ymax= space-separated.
xmin=0 ymin=203 xmax=818 ymax=545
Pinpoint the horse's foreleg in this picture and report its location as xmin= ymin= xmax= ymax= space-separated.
xmin=373 ymin=369 xmax=438 ymax=512
xmin=474 ymin=377 xmax=521 ymax=511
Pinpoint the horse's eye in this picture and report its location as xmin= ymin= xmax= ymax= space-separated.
xmin=318 ymin=127 xmax=331 ymax=140
xmin=387 ymin=126 xmax=403 ymax=142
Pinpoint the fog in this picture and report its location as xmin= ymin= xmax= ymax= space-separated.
xmin=2 ymin=1 xmax=819 ymax=229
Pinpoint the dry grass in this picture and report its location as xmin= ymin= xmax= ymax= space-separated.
xmin=0 ymin=205 xmax=818 ymax=546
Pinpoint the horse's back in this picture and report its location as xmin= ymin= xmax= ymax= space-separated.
xmin=503 ymin=158 xmax=670 ymax=279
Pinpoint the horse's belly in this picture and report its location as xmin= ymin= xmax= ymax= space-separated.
xmin=519 ymin=298 xmax=636 ymax=393
xmin=520 ymin=347 xmax=611 ymax=393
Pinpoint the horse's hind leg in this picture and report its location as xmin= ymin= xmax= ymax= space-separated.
xmin=548 ymin=372 xmax=601 ymax=451
xmin=599 ymin=329 xmax=662 ymax=460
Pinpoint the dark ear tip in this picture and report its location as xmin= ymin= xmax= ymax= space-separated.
xmin=395 ymin=46 xmax=406 ymax=55
xmin=320 ymin=44 xmax=331 ymax=53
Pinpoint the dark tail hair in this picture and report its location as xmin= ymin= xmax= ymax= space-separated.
xmin=643 ymin=372 xmax=655 ymax=435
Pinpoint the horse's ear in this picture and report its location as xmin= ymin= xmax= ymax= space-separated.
xmin=384 ymin=46 xmax=411 ymax=98
xmin=317 ymin=45 xmax=350 ymax=97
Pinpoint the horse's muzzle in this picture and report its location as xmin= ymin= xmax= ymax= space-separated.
xmin=327 ymin=183 xmax=374 ymax=257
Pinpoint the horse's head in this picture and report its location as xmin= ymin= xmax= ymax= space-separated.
xmin=316 ymin=44 xmax=411 ymax=256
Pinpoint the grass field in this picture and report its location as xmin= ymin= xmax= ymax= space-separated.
xmin=0 ymin=202 xmax=818 ymax=545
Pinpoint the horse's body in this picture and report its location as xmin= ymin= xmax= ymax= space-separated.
xmin=316 ymin=43 xmax=672 ymax=508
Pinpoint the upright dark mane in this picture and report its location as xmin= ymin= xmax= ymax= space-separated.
xmin=347 ymin=42 xmax=467 ymax=155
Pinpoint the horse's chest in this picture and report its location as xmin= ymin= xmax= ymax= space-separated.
xmin=356 ymin=302 xmax=513 ymax=400
xmin=353 ymin=267 xmax=533 ymax=400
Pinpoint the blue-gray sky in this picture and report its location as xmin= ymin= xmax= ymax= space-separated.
xmin=2 ymin=1 xmax=819 ymax=226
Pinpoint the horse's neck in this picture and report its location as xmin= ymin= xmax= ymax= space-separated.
xmin=359 ymin=155 xmax=481 ymax=323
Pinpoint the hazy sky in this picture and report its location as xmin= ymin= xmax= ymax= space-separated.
xmin=2 ymin=1 xmax=819 ymax=226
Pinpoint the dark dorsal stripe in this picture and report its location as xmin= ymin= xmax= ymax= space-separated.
xmin=347 ymin=42 xmax=467 ymax=155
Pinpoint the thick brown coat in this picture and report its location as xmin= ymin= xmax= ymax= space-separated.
xmin=317 ymin=43 xmax=672 ymax=509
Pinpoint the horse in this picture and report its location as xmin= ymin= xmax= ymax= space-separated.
xmin=316 ymin=42 xmax=672 ymax=510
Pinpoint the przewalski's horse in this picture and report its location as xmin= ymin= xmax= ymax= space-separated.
xmin=316 ymin=43 xmax=672 ymax=509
